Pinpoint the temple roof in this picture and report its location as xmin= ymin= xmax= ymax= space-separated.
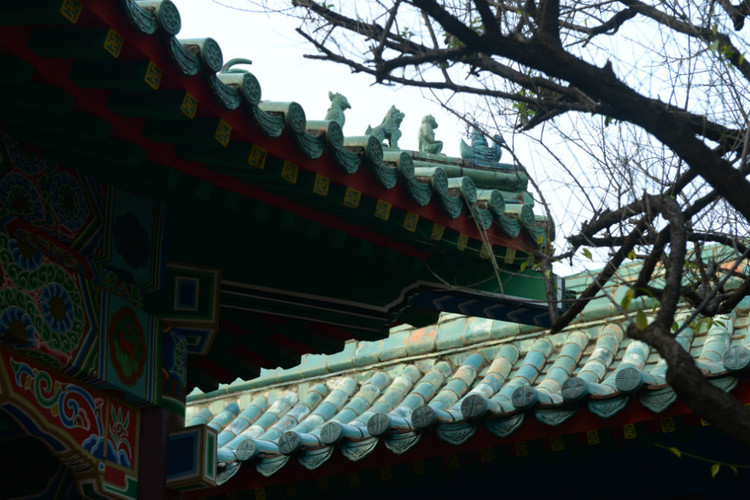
xmin=0 ymin=0 xmax=548 ymax=248
xmin=185 ymin=257 xmax=750 ymax=488
xmin=1 ymin=0 xmax=557 ymax=389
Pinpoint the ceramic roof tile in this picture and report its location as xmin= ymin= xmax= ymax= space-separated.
xmin=46 ymin=0 xmax=552 ymax=255
xmin=185 ymin=274 xmax=750 ymax=485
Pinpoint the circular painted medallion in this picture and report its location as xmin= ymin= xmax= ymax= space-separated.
xmin=49 ymin=171 xmax=90 ymax=231
xmin=109 ymin=307 xmax=146 ymax=387
xmin=40 ymin=282 xmax=75 ymax=334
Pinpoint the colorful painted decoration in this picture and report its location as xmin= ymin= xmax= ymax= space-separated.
xmin=48 ymin=171 xmax=90 ymax=231
xmin=99 ymin=292 xmax=157 ymax=405
xmin=0 ymin=351 xmax=139 ymax=499
xmin=0 ymin=171 xmax=46 ymax=222
xmin=108 ymin=307 xmax=146 ymax=388
xmin=0 ymin=231 xmax=88 ymax=370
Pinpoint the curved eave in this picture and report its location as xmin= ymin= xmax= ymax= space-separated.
xmin=0 ymin=0 xmax=548 ymax=264
xmin=183 ymin=301 xmax=750 ymax=493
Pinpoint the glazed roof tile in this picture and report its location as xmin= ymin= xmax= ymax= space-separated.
xmin=186 ymin=260 xmax=750 ymax=485
xmin=0 ymin=0 xmax=548 ymax=248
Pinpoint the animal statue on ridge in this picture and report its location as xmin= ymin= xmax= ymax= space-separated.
xmin=366 ymin=106 xmax=405 ymax=149
xmin=418 ymin=115 xmax=444 ymax=155
xmin=460 ymin=128 xmax=505 ymax=165
xmin=324 ymin=91 xmax=351 ymax=128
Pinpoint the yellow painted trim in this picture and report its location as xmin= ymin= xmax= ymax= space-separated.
xmin=180 ymin=93 xmax=198 ymax=119
xmin=313 ymin=174 xmax=330 ymax=196
xmin=457 ymin=234 xmax=468 ymax=251
xmin=343 ymin=187 xmax=361 ymax=208
xmin=550 ymin=435 xmax=564 ymax=451
xmin=515 ymin=441 xmax=528 ymax=457
xmin=430 ymin=223 xmax=444 ymax=241
xmin=661 ymin=416 xmax=675 ymax=433
xmin=103 ymin=29 xmax=124 ymax=58
xmin=247 ymin=145 xmax=267 ymax=169
xmin=480 ymin=242 xmax=492 ymax=259
xmin=403 ymin=212 xmax=419 ymax=232
xmin=374 ymin=200 xmax=391 ymax=221
xmin=214 ymin=119 xmax=231 ymax=147
xmin=281 ymin=162 xmax=299 ymax=184
xmin=60 ymin=0 xmax=82 ymax=23
xmin=624 ymin=423 xmax=637 ymax=439
xmin=586 ymin=429 xmax=600 ymax=445
xmin=144 ymin=61 xmax=162 ymax=90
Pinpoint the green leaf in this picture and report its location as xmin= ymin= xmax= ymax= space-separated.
xmin=711 ymin=463 xmax=720 ymax=479
xmin=627 ymin=250 xmax=637 ymax=260
xmin=537 ymin=234 xmax=544 ymax=245
xmin=671 ymin=321 xmax=679 ymax=332
xmin=582 ymin=248 xmax=592 ymax=260
xmin=637 ymin=287 xmax=653 ymax=298
xmin=520 ymin=261 xmax=528 ymax=272
xmin=668 ymin=447 xmax=682 ymax=458
xmin=729 ymin=464 xmax=738 ymax=476
xmin=604 ymin=116 xmax=613 ymax=127
xmin=621 ymin=288 xmax=634 ymax=310
xmin=635 ymin=310 xmax=648 ymax=330
xmin=543 ymin=269 xmax=551 ymax=278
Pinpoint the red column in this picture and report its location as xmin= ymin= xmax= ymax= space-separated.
xmin=138 ymin=407 xmax=184 ymax=500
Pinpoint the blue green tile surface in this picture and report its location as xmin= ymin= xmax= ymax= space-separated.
xmin=186 ymin=259 xmax=750 ymax=485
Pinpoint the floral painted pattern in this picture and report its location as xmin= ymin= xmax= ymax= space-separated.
xmin=8 ymin=237 xmax=42 ymax=271
xmin=174 ymin=335 xmax=187 ymax=384
xmin=109 ymin=307 xmax=146 ymax=387
xmin=10 ymin=356 xmax=105 ymax=458
xmin=2 ymin=131 xmax=47 ymax=175
xmin=40 ymin=282 xmax=75 ymax=334
xmin=49 ymin=171 xmax=90 ymax=231
xmin=107 ymin=405 xmax=133 ymax=468
xmin=0 ymin=306 xmax=35 ymax=347
xmin=0 ymin=172 xmax=45 ymax=222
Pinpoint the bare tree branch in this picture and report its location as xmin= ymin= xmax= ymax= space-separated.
xmin=276 ymin=0 xmax=750 ymax=447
